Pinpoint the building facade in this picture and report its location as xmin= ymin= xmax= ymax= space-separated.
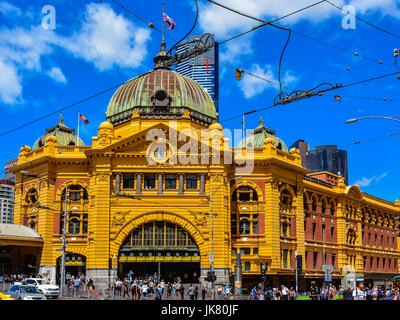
xmin=0 ymin=179 xmax=15 ymax=224
xmin=7 ymin=46 xmax=400 ymax=290
xmin=306 ymin=145 xmax=349 ymax=185
xmin=289 ymin=139 xmax=309 ymax=167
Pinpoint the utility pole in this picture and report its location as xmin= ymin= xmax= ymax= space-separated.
xmin=295 ymin=251 xmax=298 ymax=295
xmin=210 ymin=187 xmax=215 ymax=300
xmin=60 ymin=186 xmax=68 ymax=297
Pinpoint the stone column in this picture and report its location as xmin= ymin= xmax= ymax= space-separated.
xmin=157 ymin=173 xmax=163 ymax=195
xmin=178 ymin=173 xmax=184 ymax=195
xmin=199 ymin=173 xmax=206 ymax=196
xmin=136 ymin=173 xmax=142 ymax=195
xmin=115 ymin=172 xmax=121 ymax=194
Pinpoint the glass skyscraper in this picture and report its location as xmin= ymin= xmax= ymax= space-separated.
xmin=175 ymin=34 xmax=219 ymax=118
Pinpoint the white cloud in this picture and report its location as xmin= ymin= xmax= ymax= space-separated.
xmin=0 ymin=59 xmax=22 ymax=104
xmin=59 ymin=3 xmax=151 ymax=71
xmin=199 ymin=0 xmax=400 ymax=38
xmin=0 ymin=2 xmax=152 ymax=105
xmin=46 ymin=67 xmax=67 ymax=84
xmin=355 ymin=172 xmax=388 ymax=187
xmin=238 ymin=64 xmax=298 ymax=98
xmin=0 ymin=1 xmax=21 ymax=17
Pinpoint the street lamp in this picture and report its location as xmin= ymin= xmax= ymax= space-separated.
xmin=208 ymin=176 xmax=242 ymax=300
xmin=345 ymin=116 xmax=400 ymax=124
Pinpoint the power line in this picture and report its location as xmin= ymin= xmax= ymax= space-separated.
xmin=219 ymin=71 xmax=400 ymax=123
xmin=339 ymin=132 xmax=400 ymax=148
xmin=325 ymin=0 xmax=400 ymax=40
xmin=208 ymin=0 xmax=395 ymax=70
xmin=0 ymin=82 xmax=129 ymax=137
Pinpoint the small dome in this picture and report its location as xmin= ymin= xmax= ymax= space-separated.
xmin=99 ymin=121 xmax=114 ymax=130
xmin=33 ymin=113 xmax=84 ymax=150
xmin=209 ymin=122 xmax=223 ymax=131
xmin=238 ymin=116 xmax=288 ymax=152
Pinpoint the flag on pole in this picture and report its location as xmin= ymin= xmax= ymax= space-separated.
xmin=163 ymin=12 xmax=176 ymax=30
xmin=79 ymin=113 xmax=89 ymax=125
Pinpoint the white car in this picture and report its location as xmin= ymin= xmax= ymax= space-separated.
xmin=24 ymin=278 xmax=60 ymax=299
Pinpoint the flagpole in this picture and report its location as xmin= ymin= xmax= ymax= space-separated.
xmin=162 ymin=3 xmax=165 ymax=43
xmin=77 ymin=112 xmax=80 ymax=146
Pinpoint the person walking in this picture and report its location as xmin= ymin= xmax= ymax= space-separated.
xmin=281 ymin=285 xmax=289 ymax=300
xmin=202 ymin=286 xmax=207 ymax=300
xmin=122 ymin=280 xmax=130 ymax=299
xmin=180 ymin=283 xmax=185 ymax=300
xmin=353 ymin=283 xmax=366 ymax=300
xmin=142 ymin=282 xmax=149 ymax=300
xmin=342 ymin=286 xmax=353 ymax=300
xmin=195 ymin=286 xmax=199 ymax=300
xmin=188 ymin=284 xmax=195 ymax=301
xmin=217 ymin=286 xmax=223 ymax=300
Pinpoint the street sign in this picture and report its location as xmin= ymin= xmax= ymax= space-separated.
xmin=209 ymin=254 xmax=213 ymax=263
xmin=324 ymin=274 xmax=332 ymax=282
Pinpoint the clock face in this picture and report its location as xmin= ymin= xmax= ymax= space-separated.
xmin=154 ymin=147 xmax=167 ymax=161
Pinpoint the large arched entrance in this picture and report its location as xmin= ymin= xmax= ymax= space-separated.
xmin=118 ymin=221 xmax=200 ymax=283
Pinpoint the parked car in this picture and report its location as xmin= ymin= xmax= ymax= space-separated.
xmin=6 ymin=285 xmax=46 ymax=300
xmin=0 ymin=292 xmax=15 ymax=300
xmin=24 ymin=278 xmax=60 ymax=299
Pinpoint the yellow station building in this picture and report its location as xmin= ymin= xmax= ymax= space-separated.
xmin=5 ymin=44 xmax=400 ymax=290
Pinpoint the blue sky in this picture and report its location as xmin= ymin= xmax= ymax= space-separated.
xmin=0 ymin=0 xmax=400 ymax=202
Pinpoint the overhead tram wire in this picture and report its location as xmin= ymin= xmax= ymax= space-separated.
xmin=219 ymin=70 xmax=400 ymax=124
xmin=1 ymin=2 xmax=398 ymax=138
xmin=324 ymin=0 xmax=400 ymax=40
xmin=0 ymin=4 xmax=330 ymax=139
xmin=339 ymin=132 xmax=400 ymax=148
xmin=206 ymin=0 xmax=395 ymax=70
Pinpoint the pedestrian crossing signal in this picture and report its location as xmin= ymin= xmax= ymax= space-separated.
xmin=296 ymin=255 xmax=303 ymax=274
xmin=206 ymin=271 xmax=216 ymax=282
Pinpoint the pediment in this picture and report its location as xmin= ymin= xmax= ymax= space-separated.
xmin=98 ymin=123 xmax=223 ymax=159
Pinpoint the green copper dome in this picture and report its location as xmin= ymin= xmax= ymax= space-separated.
xmin=33 ymin=113 xmax=84 ymax=150
xmin=238 ymin=116 xmax=288 ymax=152
xmin=105 ymin=68 xmax=217 ymax=126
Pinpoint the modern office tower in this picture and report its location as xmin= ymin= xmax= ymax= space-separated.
xmin=289 ymin=139 xmax=310 ymax=167
xmin=0 ymin=179 xmax=14 ymax=224
xmin=4 ymin=158 xmax=17 ymax=182
xmin=306 ymin=145 xmax=348 ymax=185
xmin=175 ymin=34 xmax=219 ymax=118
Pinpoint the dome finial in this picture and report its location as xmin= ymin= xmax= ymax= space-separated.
xmin=153 ymin=3 xmax=172 ymax=70
xmin=59 ymin=112 xmax=63 ymax=123
xmin=259 ymin=114 xmax=264 ymax=126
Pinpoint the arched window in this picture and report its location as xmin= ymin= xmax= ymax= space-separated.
xmin=60 ymin=184 xmax=89 ymax=236
xmin=68 ymin=141 xmax=76 ymax=146
xmin=68 ymin=218 xmax=80 ymax=234
xmin=312 ymin=197 xmax=317 ymax=212
xmin=25 ymin=188 xmax=38 ymax=205
xmin=280 ymin=189 xmax=292 ymax=206
xmin=321 ymin=200 xmax=327 ymax=214
xmin=347 ymin=228 xmax=357 ymax=245
xmin=231 ymin=186 xmax=258 ymax=202
xmin=240 ymin=219 xmax=250 ymax=235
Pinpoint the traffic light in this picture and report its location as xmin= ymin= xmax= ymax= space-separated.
xmin=260 ymin=264 xmax=266 ymax=282
xmin=296 ymin=255 xmax=303 ymax=274
xmin=206 ymin=271 xmax=216 ymax=282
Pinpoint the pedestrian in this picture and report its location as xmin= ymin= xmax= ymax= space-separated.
xmin=217 ymin=286 xmax=223 ymax=300
xmin=252 ymin=286 xmax=259 ymax=300
xmin=195 ymin=286 xmax=199 ymax=300
xmin=188 ymin=284 xmax=195 ymax=300
xmin=142 ymin=282 xmax=148 ymax=300
xmin=180 ymin=283 xmax=185 ymax=300
xmin=289 ymin=287 xmax=296 ymax=300
xmin=353 ymin=283 xmax=366 ymax=300
xmin=281 ymin=285 xmax=288 ymax=300
xmin=202 ymin=286 xmax=207 ymax=300
xmin=122 ymin=281 xmax=130 ymax=299
xmin=342 ymin=286 xmax=353 ymax=300
xmin=166 ymin=282 xmax=172 ymax=299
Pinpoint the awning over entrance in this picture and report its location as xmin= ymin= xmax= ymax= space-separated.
xmin=0 ymin=223 xmax=43 ymax=247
